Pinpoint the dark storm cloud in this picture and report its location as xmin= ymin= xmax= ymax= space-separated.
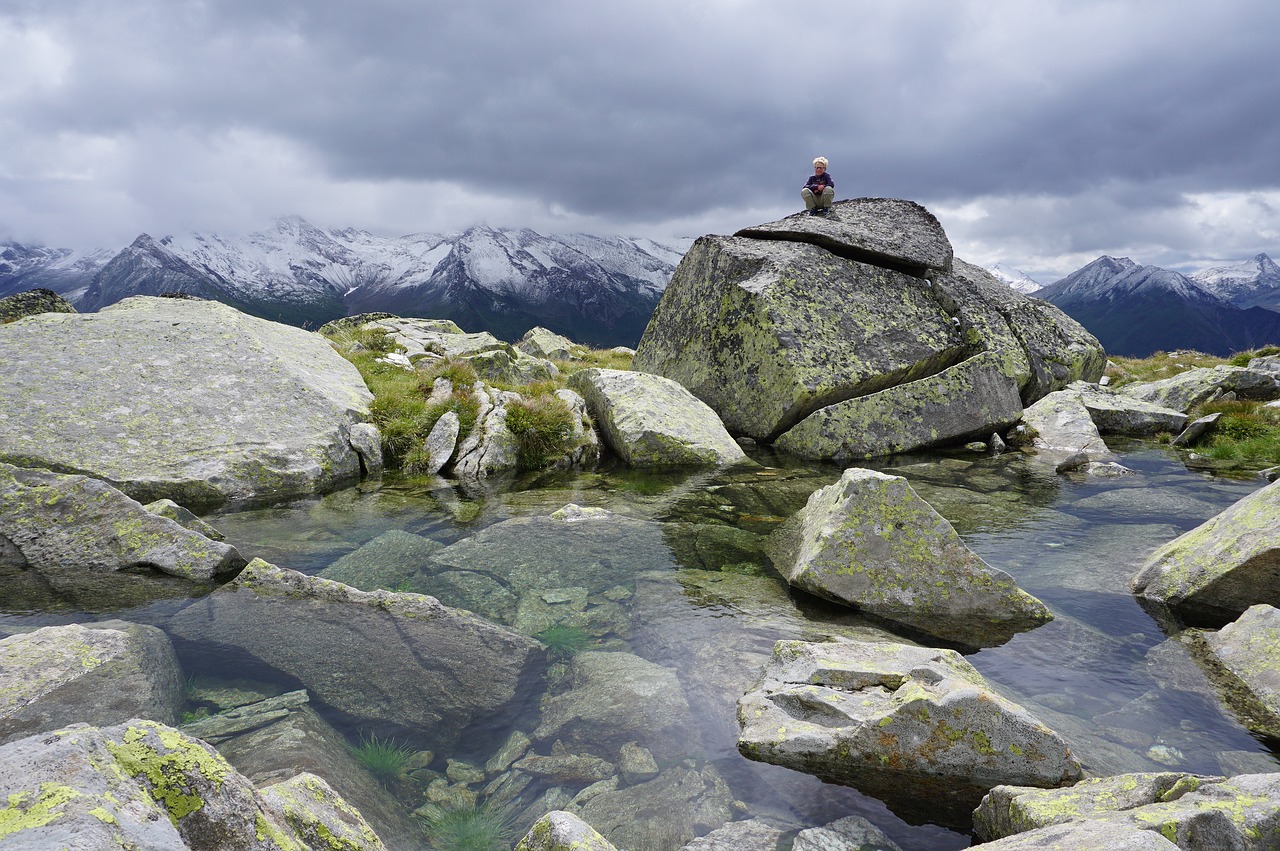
xmin=2 ymin=0 xmax=1279 ymax=276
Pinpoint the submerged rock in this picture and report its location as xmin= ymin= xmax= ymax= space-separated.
xmin=0 ymin=620 xmax=184 ymax=745
xmin=0 ymin=296 xmax=380 ymax=507
xmin=1190 ymin=604 xmax=1280 ymax=739
xmin=1131 ymin=477 xmax=1280 ymax=622
xmin=570 ymin=763 xmax=737 ymax=849
xmin=737 ymin=640 xmax=1082 ymax=828
xmin=764 ymin=467 xmax=1051 ymax=647
xmin=633 ymin=199 xmax=1102 ymax=461
xmin=168 ymin=559 xmax=541 ymax=750
xmin=568 ymin=368 xmax=747 ymax=466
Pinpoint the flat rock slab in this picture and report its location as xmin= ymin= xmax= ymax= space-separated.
xmin=1131 ymin=477 xmax=1280 ymax=622
xmin=1022 ymin=389 xmax=1115 ymax=466
xmin=1119 ymin=365 xmax=1280 ymax=412
xmin=0 ymin=461 xmax=245 ymax=583
xmin=167 ymin=559 xmax=541 ymax=750
xmin=0 ymin=296 xmax=378 ymax=507
xmin=569 ymin=368 xmax=746 ymax=466
xmin=764 ymin=467 xmax=1051 ymax=647
xmin=1067 ymin=381 xmax=1189 ymax=436
xmin=735 ymin=197 xmax=954 ymax=276
xmin=0 ymin=620 xmax=183 ymax=745
xmin=737 ymin=639 xmax=1082 ymax=828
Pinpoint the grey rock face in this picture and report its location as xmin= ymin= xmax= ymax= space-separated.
xmin=1131 ymin=477 xmax=1280 ymax=621
xmin=518 ymin=326 xmax=580 ymax=360
xmin=1194 ymin=604 xmax=1280 ymax=738
xmin=167 ymin=559 xmax=541 ymax=750
xmin=571 ymin=764 xmax=736 ymax=850
xmin=793 ymin=815 xmax=904 ymax=851
xmin=634 ymin=201 xmax=1103 ymax=461
xmin=974 ymin=771 xmax=1280 ymax=850
xmin=1067 ymin=381 xmax=1189 ymax=435
xmin=682 ymin=819 xmax=788 ymax=850
xmin=973 ymin=820 xmax=1180 ymax=850
xmin=764 ymin=468 xmax=1051 ymax=647
xmin=1021 ymin=390 xmax=1116 ymax=466
xmin=0 ymin=620 xmax=184 ymax=745
xmin=515 ymin=811 xmax=618 ymax=851
xmin=0 ymin=719 xmax=387 ymax=850
xmin=0 ymin=287 xmax=77 ymax=323
xmin=568 ymin=368 xmax=747 ymax=466
xmin=1119 ymin=365 xmax=1280 ymax=412
xmin=0 ymin=462 xmax=246 ymax=583
xmin=0 ymin=297 xmax=378 ymax=507
xmin=737 ymin=640 xmax=1082 ymax=827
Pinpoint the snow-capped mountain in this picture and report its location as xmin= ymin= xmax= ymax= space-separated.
xmin=985 ymin=263 xmax=1043 ymax=294
xmin=6 ymin=218 xmax=692 ymax=347
xmin=1037 ymin=256 xmax=1280 ymax=357
xmin=1190 ymin=253 xmax=1280 ymax=311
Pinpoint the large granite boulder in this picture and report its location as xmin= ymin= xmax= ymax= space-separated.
xmin=633 ymin=199 xmax=1103 ymax=461
xmin=517 ymin=326 xmax=581 ymax=360
xmin=167 ymin=559 xmax=541 ymax=750
xmin=568 ymin=368 xmax=747 ymax=466
xmin=0 ymin=287 xmax=76 ymax=323
xmin=1066 ymin=381 xmax=1189 ymax=436
xmin=1020 ymin=390 xmax=1115 ymax=467
xmin=1118 ymin=365 xmax=1280 ymax=412
xmin=0 ymin=462 xmax=245 ymax=584
xmin=764 ymin=468 xmax=1051 ymax=647
xmin=1131 ymin=477 xmax=1280 ymax=622
xmin=0 ymin=620 xmax=184 ymax=745
xmin=0 ymin=296 xmax=381 ymax=507
xmin=737 ymin=640 xmax=1082 ymax=827
xmin=974 ymin=771 xmax=1280 ymax=849
xmin=0 ymin=719 xmax=386 ymax=850
xmin=1189 ymin=604 xmax=1280 ymax=739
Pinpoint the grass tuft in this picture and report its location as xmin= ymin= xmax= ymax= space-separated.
xmin=419 ymin=802 xmax=515 ymax=851
xmin=505 ymin=394 xmax=577 ymax=470
xmin=349 ymin=732 xmax=415 ymax=787
xmin=534 ymin=624 xmax=592 ymax=659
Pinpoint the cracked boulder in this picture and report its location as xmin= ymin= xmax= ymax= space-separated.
xmin=633 ymin=199 xmax=1103 ymax=461
xmin=764 ymin=467 xmax=1052 ymax=647
xmin=736 ymin=639 xmax=1082 ymax=828
xmin=0 ymin=296 xmax=381 ymax=507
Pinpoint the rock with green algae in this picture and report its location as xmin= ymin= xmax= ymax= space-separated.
xmin=0 ymin=287 xmax=76 ymax=323
xmin=632 ymin=200 xmax=1103 ymax=460
xmin=167 ymin=559 xmax=541 ymax=751
xmin=317 ymin=529 xmax=444 ymax=592
xmin=568 ymin=368 xmax=747 ymax=467
xmin=515 ymin=810 xmax=617 ymax=851
xmin=0 ymin=719 xmax=387 ymax=850
xmin=1190 ymin=604 xmax=1280 ymax=739
xmin=974 ymin=771 xmax=1280 ymax=850
xmin=257 ymin=772 xmax=387 ymax=851
xmin=1131 ymin=477 xmax=1280 ymax=622
xmin=736 ymin=639 xmax=1082 ymax=830
xmin=0 ymin=296 xmax=381 ymax=508
xmin=764 ymin=467 xmax=1052 ymax=648
xmin=0 ymin=620 xmax=184 ymax=746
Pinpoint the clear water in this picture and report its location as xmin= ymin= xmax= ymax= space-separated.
xmin=2 ymin=442 xmax=1274 ymax=849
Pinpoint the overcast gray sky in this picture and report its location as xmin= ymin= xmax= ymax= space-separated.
xmin=2 ymin=0 xmax=1278 ymax=281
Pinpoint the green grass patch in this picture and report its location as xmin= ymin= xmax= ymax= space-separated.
xmin=534 ymin=624 xmax=592 ymax=659
xmin=420 ymin=802 xmax=515 ymax=851
xmin=505 ymin=393 xmax=578 ymax=470
xmin=349 ymin=732 xmax=415 ymax=787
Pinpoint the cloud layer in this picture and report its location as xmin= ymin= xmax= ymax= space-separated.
xmin=3 ymin=0 xmax=1278 ymax=280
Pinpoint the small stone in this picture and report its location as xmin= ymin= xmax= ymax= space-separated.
xmin=1146 ymin=744 xmax=1184 ymax=766
xmin=445 ymin=758 xmax=485 ymax=784
xmin=485 ymin=730 xmax=531 ymax=775
xmin=618 ymin=742 xmax=659 ymax=785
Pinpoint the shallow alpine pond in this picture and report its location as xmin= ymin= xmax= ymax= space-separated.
xmin=2 ymin=442 xmax=1276 ymax=850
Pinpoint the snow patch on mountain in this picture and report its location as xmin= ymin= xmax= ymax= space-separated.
xmin=985 ymin=263 xmax=1043 ymax=294
xmin=1190 ymin=253 xmax=1280 ymax=310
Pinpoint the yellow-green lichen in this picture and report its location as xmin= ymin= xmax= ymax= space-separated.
xmin=0 ymin=784 xmax=83 ymax=838
xmin=107 ymin=722 xmax=230 ymax=825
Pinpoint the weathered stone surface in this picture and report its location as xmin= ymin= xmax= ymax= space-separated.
xmin=1067 ymin=381 xmax=1189 ymax=436
xmin=633 ymin=206 xmax=1103 ymax=461
xmin=421 ymin=409 xmax=461 ymax=475
xmin=0 ymin=462 xmax=245 ymax=582
xmin=571 ymin=764 xmax=736 ymax=850
xmin=215 ymin=703 xmax=424 ymax=850
xmin=515 ymin=811 xmax=618 ymax=851
xmin=317 ymin=529 xmax=444 ymax=592
xmin=1131 ymin=477 xmax=1280 ymax=621
xmin=465 ymin=346 xmax=559 ymax=385
xmin=0 ymin=287 xmax=76 ymax=323
xmin=1172 ymin=412 xmax=1222 ymax=448
xmin=973 ymin=820 xmax=1180 ymax=850
xmin=0 ymin=620 xmax=183 ymax=745
xmin=0 ymin=719 xmax=386 ymax=850
xmin=682 ymin=818 xmax=788 ymax=850
xmin=793 ymin=815 xmax=904 ymax=851
xmin=764 ymin=468 xmax=1051 ymax=647
xmin=1119 ymin=365 xmax=1280 ymax=412
xmin=179 ymin=689 xmax=309 ymax=743
xmin=517 ymin=326 xmax=580 ymax=360
xmin=533 ymin=651 xmax=698 ymax=760
xmin=1250 ymin=354 xmax=1280 ymax=376
xmin=737 ymin=640 xmax=1082 ymax=826
xmin=568 ymin=368 xmax=746 ymax=466
xmin=1021 ymin=390 xmax=1115 ymax=466
xmin=258 ymin=772 xmax=388 ymax=851
xmin=735 ymin=197 xmax=954 ymax=276
xmin=451 ymin=384 xmax=522 ymax=478
xmin=514 ymin=750 xmax=616 ymax=785
xmin=617 ymin=741 xmax=658 ymax=785
xmin=143 ymin=497 xmax=227 ymax=540
xmin=0 ymin=297 xmax=379 ymax=506
xmin=974 ymin=772 xmax=1280 ymax=850
xmin=168 ymin=559 xmax=541 ymax=750
xmin=1195 ymin=604 xmax=1280 ymax=738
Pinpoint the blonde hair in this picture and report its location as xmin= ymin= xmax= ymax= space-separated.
xmin=813 ymin=157 xmax=829 ymax=167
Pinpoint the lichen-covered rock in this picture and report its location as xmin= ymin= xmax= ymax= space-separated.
xmin=571 ymin=764 xmax=736 ymax=849
xmin=973 ymin=820 xmax=1180 ymax=850
xmin=0 ymin=287 xmax=76 ymax=323
xmin=633 ymin=201 xmax=1103 ymax=461
xmin=143 ymin=498 xmax=227 ymax=540
xmin=0 ymin=620 xmax=184 ymax=745
xmin=568 ymin=368 xmax=747 ymax=466
xmin=465 ymin=346 xmax=560 ymax=385
xmin=974 ymin=771 xmax=1280 ymax=850
xmin=515 ymin=811 xmax=617 ymax=851
xmin=1020 ymin=389 xmax=1116 ymax=467
xmin=0 ymin=719 xmax=387 ymax=850
xmin=257 ymin=772 xmax=388 ymax=851
xmin=737 ymin=640 xmax=1082 ymax=827
xmin=764 ymin=468 xmax=1051 ymax=647
xmin=421 ymin=409 xmax=461 ymax=475
xmin=1131 ymin=477 xmax=1280 ymax=622
xmin=1119 ymin=365 xmax=1280 ymax=412
xmin=167 ymin=559 xmax=541 ymax=750
xmin=450 ymin=384 xmax=522 ymax=478
xmin=1193 ymin=604 xmax=1280 ymax=738
xmin=0 ymin=462 xmax=246 ymax=582
xmin=1066 ymin=382 xmax=1189 ymax=436
xmin=517 ymin=326 xmax=580 ymax=360
xmin=793 ymin=815 xmax=903 ymax=851
xmin=0 ymin=297 xmax=379 ymax=506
